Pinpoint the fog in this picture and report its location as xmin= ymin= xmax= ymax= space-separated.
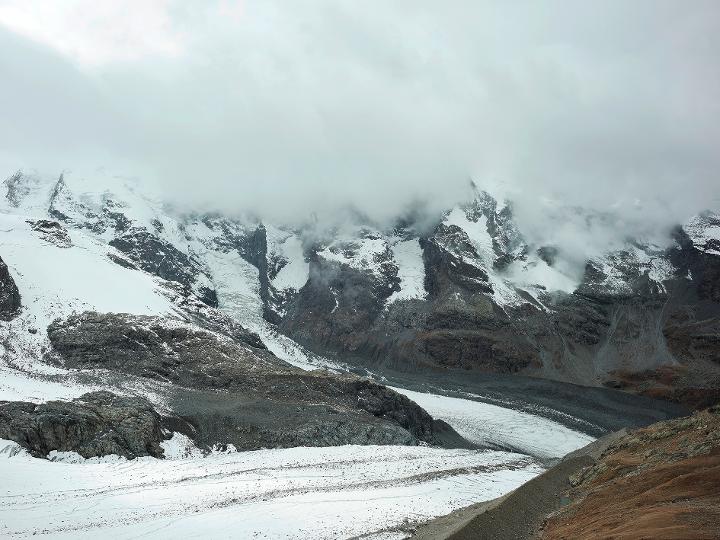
xmin=1 ymin=1 xmax=719 ymax=252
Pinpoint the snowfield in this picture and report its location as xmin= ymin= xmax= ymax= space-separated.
xmin=0 ymin=440 xmax=542 ymax=539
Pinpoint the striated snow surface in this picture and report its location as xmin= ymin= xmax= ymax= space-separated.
xmin=0 ymin=439 xmax=542 ymax=539
xmin=393 ymin=388 xmax=594 ymax=460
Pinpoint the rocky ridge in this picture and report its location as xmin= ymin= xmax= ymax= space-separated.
xmin=540 ymin=406 xmax=720 ymax=539
xmin=412 ymin=407 xmax=720 ymax=540
xmin=1 ymin=311 xmax=465 ymax=458
xmin=0 ymin=391 xmax=167 ymax=459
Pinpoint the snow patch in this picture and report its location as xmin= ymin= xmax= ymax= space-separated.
xmin=0 ymin=439 xmax=29 ymax=459
xmin=444 ymin=206 xmax=494 ymax=265
xmin=160 ymin=432 xmax=205 ymax=460
xmin=386 ymin=238 xmax=427 ymax=305
xmin=160 ymin=432 xmax=238 ymax=460
xmin=47 ymin=451 xmax=127 ymax=464
xmin=266 ymin=226 xmax=309 ymax=291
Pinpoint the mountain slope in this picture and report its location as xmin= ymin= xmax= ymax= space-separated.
xmin=3 ymin=169 xmax=715 ymax=412
xmin=0 ymin=171 xmax=469 ymax=456
xmin=540 ymin=406 xmax=720 ymax=539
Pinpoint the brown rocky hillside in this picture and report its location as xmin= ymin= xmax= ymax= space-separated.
xmin=541 ymin=406 xmax=720 ymax=540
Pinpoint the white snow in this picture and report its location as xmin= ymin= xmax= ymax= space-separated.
xmin=393 ymin=388 xmax=594 ymax=460
xmin=318 ymin=233 xmax=390 ymax=278
xmin=505 ymin=258 xmax=578 ymax=296
xmin=46 ymin=450 xmax=128 ymax=464
xmin=0 ymin=213 xmax=174 ymax=324
xmin=159 ymin=432 xmax=238 ymax=460
xmin=703 ymin=227 xmax=720 ymax=255
xmin=0 ymin=439 xmax=29 ymax=459
xmin=386 ymin=238 xmax=427 ymax=305
xmin=442 ymin=206 xmax=527 ymax=309
xmin=631 ymin=244 xmax=675 ymax=287
xmin=0 ymin=171 xmax=54 ymax=214
xmin=0 ymin=211 xmax=179 ymax=403
xmin=444 ymin=206 xmax=495 ymax=265
xmin=684 ymin=212 xmax=720 ymax=256
xmin=266 ymin=226 xmax=309 ymax=291
xmin=0 ymin=365 xmax=99 ymax=403
xmin=160 ymin=432 xmax=206 ymax=460
xmin=588 ymin=242 xmax=677 ymax=295
xmin=257 ymin=325 xmax=345 ymax=372
xmin=0 ymin=442 xmax=541 ymax=539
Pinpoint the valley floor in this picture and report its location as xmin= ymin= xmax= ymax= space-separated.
xmin=0 ymin=385 xmax=593 ymax=539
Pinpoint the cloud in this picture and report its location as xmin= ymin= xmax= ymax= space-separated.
xmin=1 ymin=1 xmax=719 ymax=243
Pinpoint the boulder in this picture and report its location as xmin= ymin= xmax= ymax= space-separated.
xmin=0 ymin=391 xmax=167 ymax=459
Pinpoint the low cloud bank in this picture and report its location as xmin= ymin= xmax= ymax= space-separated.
xmin=1 ymin=1 xmax=718 ymax=256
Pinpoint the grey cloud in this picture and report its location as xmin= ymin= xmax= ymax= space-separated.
xmin=1 ymin=1 xmax=719 ymax=250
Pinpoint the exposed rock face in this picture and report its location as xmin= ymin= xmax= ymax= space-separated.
xmin=45 ymin=312 xmax=467 ymax=452
xmin=46 ymin=312 xmax=279 ymax=388
xmin=277 ymin=197 xmax=553 ymax=375
xmin=3 ymin=170 xmax=31 ymax=207
xmin=278 ymin=198 xmax=720 ymax=409
xmin=109 ymin=229 xmax=219 ymax=307
xmin=0 ymin=255 xmax=21 ymax=320
xmin=26 ymin=219 xmax=72 ymax=248
xmin=0 ymin=392 xmax=167 ymax=459
xmin=540 ymin=406 xmax=720 ymax=539
xmin=281 ymin=250 xmax=397 ymax=358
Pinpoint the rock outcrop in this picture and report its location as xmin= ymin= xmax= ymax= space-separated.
xmin=44 ymin=312 xmax=468 ymax=453
xmin=414 ymin=406 xmax=720 ymax=540
xmin=0 ymin=255 xmax=21 ymax=320
xmin=26 ymin=219 xmax=72 ymax=248
xmin=0 ymin=391 xmax=167 ymax=459
xmin=109 ymin=229 xmax=219 ymax=307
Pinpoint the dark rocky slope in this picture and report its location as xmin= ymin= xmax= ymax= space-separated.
xmin=33 ymin=311 xmax=468 ymax=456
xmin=413 ymin=406 xmax=720 ymax=540
xmin=279 ymin=203 xmax=720 ymax=410
xmin=0 ymin=255 xmax=21 ymax=320
xmin=0 ymin=392 xmax=168 ymax=459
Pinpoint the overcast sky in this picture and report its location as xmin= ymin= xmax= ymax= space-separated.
xmin=0 ymin=1 xmax=719 ymax=243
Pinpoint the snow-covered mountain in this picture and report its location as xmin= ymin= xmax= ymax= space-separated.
xmin=2 ymin=169 xmax=719 ymax=411
xmin=0 ymin=169 xmax=602 ymax=538
xmin=1 ymin=168 xmax=705 ymax=537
